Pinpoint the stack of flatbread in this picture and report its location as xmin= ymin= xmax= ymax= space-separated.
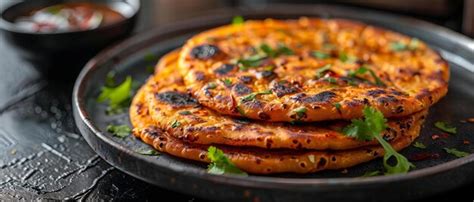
xmin=130 ymin=18 xmax=449 ymax=174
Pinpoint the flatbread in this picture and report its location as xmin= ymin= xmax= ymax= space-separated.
xmin=140 ymin=51 xmax=426 ymax=150
xmin=130 ymin=86 xmax=425 ymax=174
xmin=178 ymin=18 xmax=448 ymax=122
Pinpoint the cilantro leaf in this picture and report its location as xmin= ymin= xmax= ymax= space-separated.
xmin=232 ymin=16 xmax=244 ymax=25
xmin=361 ymin=170 xmax=381 ymax=177
xmin=237 ymin=55 xmax=266 ymax=70
xmin=144 ymin=52 xmax=157 ymax=62
xmin=315 ymin=64 xmax=331 ymax=79
xmin=434 ymin=121 xmax=456 ymax=134
xmin=106 ymin=124 xmax=131 ymax=138
xmin=339 ymin=52 xmax=358 ymax=63
xmin=390 ymin=38 xmax=419 ymax=52
xmin=171 ymin=120 xmax=181 ymax=128
xmin=97 ymin=76 xmax=133 ymax=114
xmin=311 ymin=50 xmax=330 ymax=59
xmin=343 ymin=106 xmax=414 ymax=174
xmin=334 ymin=102 xmax=342 ymax=110
xmin=348 ymin=66 xmax=385 ymax=87
xmin=259 ymin=43 xmax=294 ymax=58
xmin=136 ymin=149 xmax=160 ymax=156
xmin=292 ymin=107 xmax=307 ymax=119
xmin=240 ymin=90 xmax=272 ymax=102
xmin=97 ymin=76 xmax=132 ymax=104
xmin=413 ymin=142 xmax=427 ymax=149
xmin=207 ymin=146 xmax=247 ymax=176
xmin=444 ymin=148 xmax=469 ymax=158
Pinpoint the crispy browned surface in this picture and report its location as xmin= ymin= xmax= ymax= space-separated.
xmin=139 ymin=51 xmax=426 ymax=150
xmin=130 ymin=87 xmax=425 ymax=174
xmin=179 ymin=18 xmax=449 ymax=122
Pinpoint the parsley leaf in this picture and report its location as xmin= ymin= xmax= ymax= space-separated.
xmin=444 ymin=148 xmax=469 ymax=158
xmin=315 ymin=64 xmax=331 ymax=79
xmin=311 ymin=50 xmax=330 ymax=59
xmin=241 ymin=90 xmax=272 ymax=102
xmin=207 ymin=146 xmax=247 ymax=176
xmin=232 ymin=16 xmax=244 ymax=25
xmin=343 ymin=106 xmax=414 ymax=174
xmin=106 ymin=124 xmax=131 ymax=138
xmin=413 ymin=142 xmax=427 ymax=149
xmin=434 ymin=121 xmax=456 ymax=134
xmin=97 ymin=76 xmax=133 ymax=114
xmin=334 ymin=103 xmax=342 ymax=110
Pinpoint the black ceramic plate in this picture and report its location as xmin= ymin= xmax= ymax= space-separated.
xmin=73 ymin=5 xmax=474 ymax=202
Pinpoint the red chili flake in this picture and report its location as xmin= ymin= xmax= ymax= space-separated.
xmin=409 ymin=152 xmax=440 ymax=161
xmin=463 ymin=140 xmax=471 ymax=145
xmin=431 ymin=133 xmax=449 ymax=140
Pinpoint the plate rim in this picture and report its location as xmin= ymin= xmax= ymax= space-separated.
xmin=73 ymin=4 xmax=474 ymax=191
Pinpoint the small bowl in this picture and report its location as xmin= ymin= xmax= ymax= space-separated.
xmin=0 ymin=0 xmax=140 ymax=77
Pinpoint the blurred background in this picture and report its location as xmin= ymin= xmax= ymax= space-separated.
xmin=138 ymin=0 xmax=473 ymax=37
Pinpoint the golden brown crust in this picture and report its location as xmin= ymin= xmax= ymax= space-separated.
xmin=178 ymin=18 xmax=449 ymax=122
xmin=139 ymin=51 xmax=427 ymax=150
xmin=130 ymin=89 xmax=425 ymax=174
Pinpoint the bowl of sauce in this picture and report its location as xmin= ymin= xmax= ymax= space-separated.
xmin=0 ymin=0 xmax=140 ymax=76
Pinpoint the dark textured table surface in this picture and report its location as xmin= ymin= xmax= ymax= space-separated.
xmin=0 ymin=2 xmax=472 ymax=201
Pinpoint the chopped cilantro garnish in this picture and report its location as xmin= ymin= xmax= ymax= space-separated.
xmin=106 ymin=124 xmax=131 ymax=138
xmin=343 ymin=106 xmax=414 ymax=174
xmin=413 ymin=142 xmax=426 ymax=149
xmin=222 ymin=78 xmax=233 ymax=86
xmin=207 ymin=146 xmax=247 ymax=175
xmin=390 ymin=38 xmax=419 ymax=52
xmin=293 ymin=107 xmax=307 ymax=119
xmin=315 ymin=64 xmax=332 ymax=79
xmin=136 ymin=149 xmax=160 ymax=156
xmin=144 ymin=52 xmax=157 ymax=62
xmin=339 ymin=52 xmax=358 ymax=63
xmin=232 ymin=16 xmax=244 ymax=25
xmin=324 ymin=77 xmax=337 ymax=84
xmin=259 ymin=43 xmax=294 ymax=58
xmin=236 ymin=106 xmax=246 ymax=116
xmin=207 ymin=82 xmax=217 ymax=89
xmin=241 ymin=90 xmax=272 ymax=102
xmin=171 ymin=120 xmax=181 ymax=128
xmin=334 ymin=103 xmax=342 ymax=110
xmin=105 ymin=71 xmax=116 ymax=87
xmin=434 ymin=121 xmax=456 ymax=134
xmin=237 ymin=55 xmax=266 ymax=70
xmin=348 ymin=66 xmax=385 ymax=87
xmin=146 ymin=65 xmax=155 ymax=73
xmin=444 ymin=148 xmax=469 ymax=158
xmin=97 ymin=76 xmax=133 ymax=114
xmin=361 ymin=170 xmax=381 ymax=177
xmin=179 ymin=111 xmax=192 ymax=115
xmin=311 ymin=50 xmax=330 ymax=59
